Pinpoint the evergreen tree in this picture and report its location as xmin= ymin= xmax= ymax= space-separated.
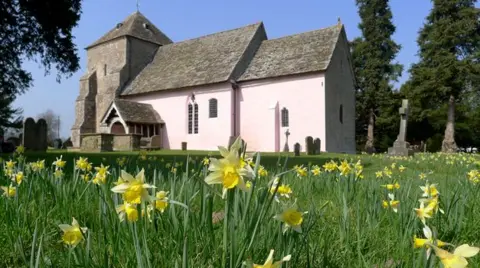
xmin=401 ymin=0 xmax=480 ymax=152
xmin=0 ymin=0 xmax=82 ymax=129
xmin=352 ymin=0 xmax=403 ymax=152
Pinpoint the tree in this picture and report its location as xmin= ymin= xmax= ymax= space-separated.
xmin=401 ymin=0 xmax=480 ymax=152
xmin=37 ymin=109 xmax=61 ymax=145
xmin=0 ymin=0 xmax=82 ymax=129
xmin=352 ymin=0 xmax=403 ymax=152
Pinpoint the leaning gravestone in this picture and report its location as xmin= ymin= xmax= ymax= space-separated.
xmin=388 ymin=99 xmax=414 ymax=156
xmin=294 ymin=143 xmax=301 ymax=156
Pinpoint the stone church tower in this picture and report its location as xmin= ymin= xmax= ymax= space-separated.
xmin=71 ymin=12 xmax=172 ymax=147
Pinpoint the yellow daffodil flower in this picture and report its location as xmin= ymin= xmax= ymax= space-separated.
xmin=1 ymin=185 xmax=16 ymax=198
xmin=258 ymin=166 xmax=268 ymax=177
xmin=204 ymin=137 xmax=253 ymax=198
xmin=75 ymin=157 xmax=90 ymax=171
xmin=382 ymin=193 xmax=400 ymax=213
xmin=430 ymin=243 xmax=479 ymax=268
xmin=111 ymin=169 xmax=156 ymax=204
xmin=202 ymin=157 xmax=210 ymax=166
xmin=14 ymin=172 xmax=24 ymax=185
xmin=53 ymin=156 xmax=66 ymax=169
xmin=413 ymin=225 xmax=450 ymax=257
xmin=420 ymin=182 xmax=439 ymax=198
xmin=58 ymin=217 xmax=88 ymax=247
xmin=274 ymin=205 xmax=307 ymax=233
xmin=311 ymin=165 xmax=321 ymax=176
xmin=252 ymin=249 xmax=291 ymax=268
xmin=5 ymin=160 xmax=16 ymax=169
xmin=116 ymin=202 xmax=139 ymax=222
xmin=154 ymin=191 xmax=169 ymax=213
xmin=381 ymin=183 xmax=400 ymax=190
xmin=415 ymin=200 xmax=433 ymax=224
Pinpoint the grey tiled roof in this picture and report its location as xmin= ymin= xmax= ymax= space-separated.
xmin=120 ymin=22 xmax=266 ymax=96
xmin=86 ymin=12 xmax=172 ymax=49
xmin=114 ymin=99 xmax=164 ymax=124
xmin=238 ymin=24 xmax=342 ymax=81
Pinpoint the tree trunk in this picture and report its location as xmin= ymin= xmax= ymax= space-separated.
xmin=365 ymin=108 xmax=375 ymax=153
xmin=441 ymin=95 xmax=458 ymax=153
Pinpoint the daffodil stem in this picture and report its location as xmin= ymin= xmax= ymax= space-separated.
xmin=222 ymin=190 xmax=229 ymax=267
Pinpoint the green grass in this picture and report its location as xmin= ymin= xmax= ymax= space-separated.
xmin=1 ymin=149 xmax=480 ymax=267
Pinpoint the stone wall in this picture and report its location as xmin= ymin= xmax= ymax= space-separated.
xmin=80 ymin=133 xmax=114 ymax=152
xmin=113 ymin=134 xmax=141 ymax=151
xmin=71 ymin=72 xmax=97 ymax=147
xmin=324 ymin=27 xmax=356 ymax=154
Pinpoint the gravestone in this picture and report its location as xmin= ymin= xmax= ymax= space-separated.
xmin=36 ymin=119 xmax=48 ymax=152
xmin=314 ymin=138 xmax=321 ymax=154
xmin=283 ymin=129 xmax=290 ymax=152
xmin=22 ymin=118 xmax=48 ymax=152
xmin=62 ymin=138 xmax=73 ymax=149
xmin=305 ymin=136 xmax=314 ymax=155
xmin=53 ymin=138 xmax=62 ymax=149
xmin=388 ymin=99 xmax=414 ymax=156
xmin=294 ymin=143 xmax=301 ymax=156
xmin=23 ymin=117 xmax=37 ymax=151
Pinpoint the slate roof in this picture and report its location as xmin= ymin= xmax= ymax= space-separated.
xmin=86 ymin=12 xmax=172 ymax=49
xmin=238 ymin=24 xmax=342 ymax=81
xmin=114 ymin=99 xmax=164 ymax=124
xmin=120 ymin=22 xmax=266 ymax=96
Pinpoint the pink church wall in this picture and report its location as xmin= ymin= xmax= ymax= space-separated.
xmin=124 ymin=83 xmax=233 ymax=150
xmin=238 ymin=73 xmax=326 ymax=152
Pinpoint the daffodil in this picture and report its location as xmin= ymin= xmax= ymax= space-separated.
xmin=58 ymin=217 xmax=88 ymax=247
xmin=154 ymin=191 xmax=169 ymax=213
xmin=323 ymin=161 xmax=337 ymax=172
xmin=251 ymin=249 xmax=291 ymax=268
xmin=382 ymin=193 xmax=400 ymax=213
xmin=53 ymin=156 xmax=66 ymax=169
xmin=429 ymin=243 xmax=479 ymax=268
xmin=5 ymin=160 xmax=16 ymax=169
xmin=93 ymin=164 xmax=110 ymax=185
xmin=204 ymin=137 xmax=253 ymax=198
xmin=116 ymin=202 xmax=139 ymax=222
xmin=381 ymin=183 xmax=400 ymax=190
xmin=258 ymin=165 xmax=268 ymax=177
xmin=413 ymin=225 xmax=450 ymax=257
xmin=1 ymin=185 xmax=16 ymax=198
xmin=14 ymin=172 xmax=24 ymax=185
xmin=202 ymin=157 xmax=210 ymax=166
xmin=415 ymin=200 xmax=433 ymax=224
xmin=111 ymin=169 xmax=156 ymax=204
xmin=274 ymin=205 xmax=307 ymax=233
xmin=75 ymin=157 xmax=90 ymax=171
xmin=311 ymin=165 xmax=321 ymax=176
xmin=420 ymin=182 xmax=439 ymax=198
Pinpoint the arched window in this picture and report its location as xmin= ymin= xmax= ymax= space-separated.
xmin=188 ymin=102 xmax=199 ymax=134
xmin=188 ymin=104 xmax=193 ymax=134
xmin=281 ymin=107 xmax=289 ymax=127
xmin=339 ymin=104 xmax=343 ymax=124
xmin=194 ymin=103 xmax=199 ymax=133
xmin=209 ymin=98 xmax=218 ymax=118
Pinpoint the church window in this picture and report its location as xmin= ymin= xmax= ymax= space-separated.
xmin=339 ymin=105 xmax=343 ymax=124
xmin=209 ymin=98 xmax=218 ymax=118
xmin=194 ymin=103 xmax=199 ymax=133
xmin=188 ymin=104 xmax=193 ymax=134
xmin=188 ymin=102 xmax=199 ymax=134
xmin=281 ymin=107 xmax=289 ymax=127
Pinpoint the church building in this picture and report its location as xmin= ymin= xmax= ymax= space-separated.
xmin=71 ymin=12 xmax=356 ymax=153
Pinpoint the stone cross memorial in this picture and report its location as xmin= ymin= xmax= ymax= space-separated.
xmin=388 ymin=99 xmax=414 ymax=156
xmin=283 ymin=129 xmax=290 ymax=152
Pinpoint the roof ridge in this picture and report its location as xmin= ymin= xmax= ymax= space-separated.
xmin=172 ymin=22 xmax=263 ymax=44
xmin=264 ymin=23 xmax=341 ymax=42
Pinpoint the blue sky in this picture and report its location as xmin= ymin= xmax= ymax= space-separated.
xmin=13 ymin=0 xmax=451 ymax=138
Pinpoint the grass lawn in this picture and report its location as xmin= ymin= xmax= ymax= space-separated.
xmin=1 ymin=146 xmax=480 ymax=267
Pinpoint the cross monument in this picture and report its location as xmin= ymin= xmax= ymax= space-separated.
xmin=388 ymin=99 xmax=414 ymax=156
xmin=283 ymin=129 xmax=290 ymax=152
